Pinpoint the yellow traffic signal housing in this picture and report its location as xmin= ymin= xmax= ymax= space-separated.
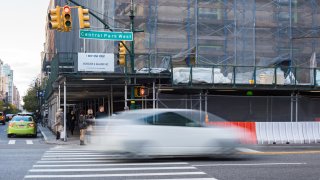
xmin=48 ymin=6 xmax=61 ymax=30
xmin=78 ymin=7 xmax=90 ymax=29
xmin=134 ymin=86 xmax=148 ymax=97
xmin=117 ymin=41 xmax=126 ymax=66
xmin=62 ymin=5 xmax=72 ymax=32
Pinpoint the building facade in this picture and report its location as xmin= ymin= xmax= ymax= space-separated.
xmin=43 ymin=0 xmax=320 ymax=124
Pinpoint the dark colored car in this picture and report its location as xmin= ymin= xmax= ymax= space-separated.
xmin=0 ymin=112 xmax=5 ymax=125
xmin=5 ymin=114 xmax=15 ymax=122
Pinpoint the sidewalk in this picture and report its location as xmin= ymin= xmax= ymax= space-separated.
xmin=38 ymin=125 xmax=80 ymax=145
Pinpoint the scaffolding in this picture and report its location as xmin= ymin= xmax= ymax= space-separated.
xmin=112 ymin=0 xmax=319 ymax=73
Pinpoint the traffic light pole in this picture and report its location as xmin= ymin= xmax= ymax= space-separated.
xmin=129 ymin=0 xmax=135 ymax=110
xmin=68 ymin=0 xmax=143 ymax=110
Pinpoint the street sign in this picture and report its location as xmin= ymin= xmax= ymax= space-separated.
xmin=79 ymin=30 xmax=133 ymax=41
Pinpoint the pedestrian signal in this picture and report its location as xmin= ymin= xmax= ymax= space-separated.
xmin=134 ymin=86 xmax=148 ymax=97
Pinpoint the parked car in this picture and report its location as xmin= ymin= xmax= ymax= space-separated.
xmin=5 ymin=114 xmax=15 ymax=122
xmin=0 ymin=112 xmax=5 ymax=125
xmin=7 ymin=115 xmax=37 ymax=138
xmin=90 ymin=109 xmax=248 ymax=158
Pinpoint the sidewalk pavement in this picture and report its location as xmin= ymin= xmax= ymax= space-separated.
xmin=38 ymin=125 xmax=80 ymax=145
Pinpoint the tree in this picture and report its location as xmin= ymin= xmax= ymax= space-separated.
xmin=23 ymin=87 xmax=38 ymax=112
xmin=6 ymin=104 xmax=20 ymax=114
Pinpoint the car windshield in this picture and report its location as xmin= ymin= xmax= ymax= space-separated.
xmin=111 ymin=109 xmax=226 ymax=127
xmin=11 ymin=116 xmax=33 ymax=122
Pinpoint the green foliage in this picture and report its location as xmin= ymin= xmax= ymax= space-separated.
xmin=23 ymin=87 xmax=38 ymax=112
xmin=6 ymin=104 xmax=20 ymax=114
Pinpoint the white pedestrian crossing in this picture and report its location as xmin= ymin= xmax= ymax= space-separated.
xmin=6 ymin=140 xmax=35 ymax=145
xmin=8 ymin=140 xmax=16 ymax=144
xmin=24 ymin=148 xmax=218 ymax=180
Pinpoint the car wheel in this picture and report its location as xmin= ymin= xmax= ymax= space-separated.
xmin=33 ymin=133 xmax=37 ymax=138
xmin=7 ymin=134 xmax=11 ymax=138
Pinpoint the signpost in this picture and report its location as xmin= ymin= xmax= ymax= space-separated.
xmin=79 ymin=30 xmax=133 ymax=41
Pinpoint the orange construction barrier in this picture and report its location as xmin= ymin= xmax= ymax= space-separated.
xmin=207 ymin=121 xmax=257 ymax=144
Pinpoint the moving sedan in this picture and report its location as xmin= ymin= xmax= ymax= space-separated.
xmin=90 ymin=109 xmax=249 ymax=158
xmin=7 ymin=115 xmax=37 ymax=138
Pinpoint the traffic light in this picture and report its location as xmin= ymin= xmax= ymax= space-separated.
xmin=134 ymin=86 xmax=148 ymax=97
xmin=62 ymin=5 xmax=72 ymax=32
xmin=117 ymin=41 xmax=126 ymax=66
xmin=78 ymin=7 xmax=90 ymax=29
xmin=48 ymin=6 xmax=61 ymax=30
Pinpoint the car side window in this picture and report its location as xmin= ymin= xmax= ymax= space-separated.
xmin=145 ymin=112 xmax=197 ymax=127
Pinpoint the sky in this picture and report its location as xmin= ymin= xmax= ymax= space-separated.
xmin=0 ymin=0 xmax=50 ymax=100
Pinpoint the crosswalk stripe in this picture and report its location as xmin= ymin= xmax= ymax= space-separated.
xmin=37 ymin=160 xmax=118 ymax=164
xmin=41 ymin=157 xmax=114 ymax=160
xmin=46 ymin=150 xmax=100 ymax=153
xmin=26 ymin=140 xmax=33 ymax=144
xmin=136 ymin=178 xmax=218 ymax=180
xmin=27 ymin=149 xmax=214 ymax=180
xmin=44 ymin=152 xmax=105 ymax=155
xmin=8 ymin=140 xmax=15 ymax=144
xmin=30 ymin=166 xmax=196 ymax=172
xmin=24 ymin=172 xmax=206 ymax=179
xmin=43 ymin=154 xmax=118 ymax=158
xmin=34 ymin=162 xmax=189 ymax=167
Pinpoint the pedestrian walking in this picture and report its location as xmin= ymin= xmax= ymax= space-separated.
xmin=53 ymin=108 xmax=64 ymax=140
xmin=86 ymin=109 xmax=95 ymax=144
xmin=95 ymin=105 xmax=107 ymax=119
xmin=79 ymin=110 xmax=87 ymax=145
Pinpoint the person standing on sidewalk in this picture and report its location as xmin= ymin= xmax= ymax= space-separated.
xmin=79 ymin=110 xmax=87 ymax=145
xmin=67 ymin=110 xmax=76 ymax=135
xmin=53 ymin=108 xmax=64 ymax=140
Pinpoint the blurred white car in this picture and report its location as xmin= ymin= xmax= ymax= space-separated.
xmin=91 ymin=109 xmax=247 ymax=158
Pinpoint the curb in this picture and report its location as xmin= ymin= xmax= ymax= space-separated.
xmin=38 ymin=125 xmax=81 ymax=145
xmin=38 ymin=126 xmax=48 ymax=142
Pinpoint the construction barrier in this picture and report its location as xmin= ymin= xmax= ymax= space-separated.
xmin=208 ymin=121 xmax=320 ymax=144
xmin=256 ymin=122 xmax=320 ymax=144
xmin=207 ymin=122 xmax=257 ymax=144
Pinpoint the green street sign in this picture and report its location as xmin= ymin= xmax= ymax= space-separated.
xmin=79 ymin=30 xmax=133 ymax=41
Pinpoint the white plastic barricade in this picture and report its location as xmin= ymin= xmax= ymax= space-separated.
xmin=256 ymin=122 xmax=320 ymax=144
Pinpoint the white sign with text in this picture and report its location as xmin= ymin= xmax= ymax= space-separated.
xmin=78 ymin=53 xmax=114 ymax=72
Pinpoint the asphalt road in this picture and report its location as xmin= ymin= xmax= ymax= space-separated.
xmin=0 ymin=122 xmax=54 ymax=180
xmin=1 ymin=123 xmax=320 ymax=180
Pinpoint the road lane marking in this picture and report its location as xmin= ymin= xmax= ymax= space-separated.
xmin=26 ymin=140 xmax=33 ymax=144
xmin=193 ymin=162 xmax=307 ymax=167
xmin=241 ymin=150 xmax=320 ymax=155
xmin=236 ymin=147 xmax=260 ymax=153
xmin=8 ymin=140 xmax=16 ymax=144
xmin=24 ymin=172 xmax=206 ymax=178
xmin=29 ymin=166 xmax=196 ymax=172
xmin=34 ymin=162 xmax=189 ymax=167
